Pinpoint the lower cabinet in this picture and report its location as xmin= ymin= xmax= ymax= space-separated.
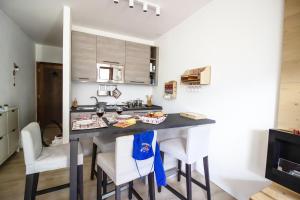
xmin=0 ymin=135 xmax=9 ymax=164
xmin=0 ymin=107 xmax=19 ymax=165
xmin=8 ymin=129 xmax=19 ymax=155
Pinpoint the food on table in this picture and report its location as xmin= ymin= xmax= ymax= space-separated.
xmin=113 ymin=118 xmax=136 ymax=128
xmin=145 ymin=112 xmax=165 ymax=118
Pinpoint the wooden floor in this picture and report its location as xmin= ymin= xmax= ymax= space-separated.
xmin=0 ymin=152 xmax=235 ymax=200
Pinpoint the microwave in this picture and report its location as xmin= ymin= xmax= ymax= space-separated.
xmin=96 ymin=63 xmax=124 ymax=83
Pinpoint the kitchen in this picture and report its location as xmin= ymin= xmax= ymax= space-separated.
xmin=0 ymin=0 xmax=300 ymax=200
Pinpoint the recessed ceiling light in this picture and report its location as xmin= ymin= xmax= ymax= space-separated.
xmin=129 ymin=0 xmax=134 ymax=8
xmin=113 ymin=0 xmax=119 ymax=4
xmin=143 ymin=2 xmax=148 ymax=12
xmin=156 ymin=6 xmax=160 ymax=16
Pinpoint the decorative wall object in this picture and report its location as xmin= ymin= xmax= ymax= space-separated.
xmin=163 ymin=80 xmax=177 ymax=100
xmin=181 ymin=65 xmax=211 ymax=86
xmin=12 ymin=63 xmax=20 ymax=87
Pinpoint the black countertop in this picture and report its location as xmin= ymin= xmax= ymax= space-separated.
xmin=70 ymin=113 xmax=215 ymax=139
xmin=70 ymin=104 xmax=163 ymax=113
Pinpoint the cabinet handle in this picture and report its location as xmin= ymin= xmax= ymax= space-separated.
xmin=0 ymin=113 xmax=2 ymax=116
xmin=0 ymin=136 xmax=3 ymax=140
xmin=78 ymin=78 xmax=89 ymax=80
xmin=12 ymin=129 xmax=16 ymax=132
xmin=11 ymin=110 xmax=15 ymax=112
xmin=129 ymin=81 xmax=146 ymax=84
xmin=103 ymin=61 xmax=120 ymax=64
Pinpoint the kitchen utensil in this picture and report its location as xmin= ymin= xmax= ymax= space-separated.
xmin=112 ymin=87 xmax=122 ymax=99
xmin=146 ymin=95 xmax=152 ymax=107
xmin=180 ymin=112 xmax=207 ymax=120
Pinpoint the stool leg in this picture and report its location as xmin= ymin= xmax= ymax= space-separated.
xmin=115 ymin=185 xmax=121 ymax=200
xmin=128 ymin=181 xmax=133 ymax=200
xmin=148 ymin=172 xmax=156 ymax=200
xmin=203 ymin=156 xmax=211 ymax=200
xmin=158 ymin=151 xmax=164 ymax=193
xmin=31 ymin=173 xmax=39 ymax=200
xmin=90 ymin=143 xmax=97 ymax=180
xmin=102 ymin=172 xmax=107 ymax=194
xmin=177 ymin=160 xmax=182 ymax=182
xmin=25 ymin=173 xmax=38 ymax=200
xmin=77 ymin=165 xmax=84 ymax=200
xmin=186 ymin=164 xmax=192 ymax=200
xmin=97 ymin=166 xmax=103 ymax=200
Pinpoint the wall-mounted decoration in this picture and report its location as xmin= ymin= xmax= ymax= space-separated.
xmin=13 ymin=63 xmax=20 ymax=87
xmin=163 ymin=81 xmax=177 ymax=100
xmin=181 ymin=65 xmax=211 ymax=86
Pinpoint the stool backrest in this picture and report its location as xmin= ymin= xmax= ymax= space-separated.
xmin=186 ymin=125 xmax=211 ymax=162
xmin=21 ymin=122 xmax=43 ymax=166
xmin=115 ymin=131 xmax=157 ymax=185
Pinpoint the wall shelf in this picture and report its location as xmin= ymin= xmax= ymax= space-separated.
xmin=181 ymin=66 xmax=211 ymax=85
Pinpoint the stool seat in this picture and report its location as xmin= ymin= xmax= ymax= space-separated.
xmin=96 ymin=132 xmax=157 ymax=200
xmin=93 ymin=135 xmax=115 ymax=153
xmin=90 ymin=135 xmax=116 ymax=180
xmin=160 ymin=138 xmax=189 ymax=164
xmin=26 ymin=143 xmax=83 ymax=174
xmin=97 ymin=152 xmax=115 ymax=183
xmin=159 ymin=126 xmax=212 ymax=200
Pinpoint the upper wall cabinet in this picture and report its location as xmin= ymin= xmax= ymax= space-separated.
xmin=97 ymin=36 xmax=126 ymax=65
xmin=125 ymin=42 xmax=151 ymax=85
xmin=71 ymin=31 xmax=97 ymax=82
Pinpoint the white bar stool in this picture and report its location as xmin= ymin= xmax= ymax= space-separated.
xmin=96 ymin=132 xmax=158 ymax=200
xmin=159 ymin=125 xmax=211 ymax=200
xmin=21 ymin=122 xmax=84 ymax=200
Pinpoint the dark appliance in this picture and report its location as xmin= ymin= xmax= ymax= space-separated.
xmin=265 ymin=129 xmax=300 ymax=193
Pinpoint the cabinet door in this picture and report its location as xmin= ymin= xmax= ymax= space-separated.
xmin=0 ymin=112 xmax=7 ymax=137
xmin=0 ymin=135 xmax=8 ymax=164
xmin=7 ymin=109 xmax=18 ymax=133
xmin=97 ymin=36 xmax=125 ymax=65
xmin=8 ymin=129 xmax=19 ymax=155
xmin=71 ymin=31 xmax=97 ymax=82
xmin=125 ymin=42 xmax=150 ymax=84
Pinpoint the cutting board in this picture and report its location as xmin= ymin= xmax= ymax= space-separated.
xmin=180 ymin=112 xmax=207 ymax=120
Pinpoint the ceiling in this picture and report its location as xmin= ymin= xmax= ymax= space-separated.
xmin=0 ymin=0 xmax=211 ymax=47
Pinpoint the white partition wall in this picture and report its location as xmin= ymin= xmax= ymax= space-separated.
xmin=62 ymin=6 xmax=71 ymax=143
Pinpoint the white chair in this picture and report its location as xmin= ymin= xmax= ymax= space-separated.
xmin=96 ymin=132 xmax=158 ymax=200
xmin=21 ymin=122 xmax=84 ymax=200
xmin=159 ymin=125 xmax=211 ymax=200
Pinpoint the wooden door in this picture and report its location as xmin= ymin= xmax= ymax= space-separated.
xmin=97 ymin=36 xmax=125 ymax=65
xmin=71 ymin=31 xmax=97 ymax=82
xmin=125 ymin=41 xmax=150 ymax=84
xmin=37 ymin=62 xmax=62 ymax=129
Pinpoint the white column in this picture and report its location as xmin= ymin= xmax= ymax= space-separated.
xmin=62 ymin=6 xmax=71 ymax=143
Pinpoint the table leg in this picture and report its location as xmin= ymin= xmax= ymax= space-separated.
xmin=70 ymin=139 xmax=78 ymax=200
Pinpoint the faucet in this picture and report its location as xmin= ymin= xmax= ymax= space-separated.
xmin=90 ymin=96 xmax=99 ymax=107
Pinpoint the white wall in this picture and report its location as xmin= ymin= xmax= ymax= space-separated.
xmin=72 ymin=82 xmax=153 ymax=105
xmin=153 ymin=0 xmax=284 ymax=199
xmin=35 ymin=44 xmax=62 ymax=64
xmin=0 ymin=10 xmax=36 ymax=128
xmin=70 ymin=26 xmax=154 ymax=105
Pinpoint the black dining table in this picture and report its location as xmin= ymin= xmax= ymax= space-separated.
xmin=69 ymin=113 xmax=215 ymax=200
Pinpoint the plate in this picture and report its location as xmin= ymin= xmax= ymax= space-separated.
xmin=76 ymin=119 xmax=93 ymax=126
xmin=117 ymin=115 xmax=132 ymax=119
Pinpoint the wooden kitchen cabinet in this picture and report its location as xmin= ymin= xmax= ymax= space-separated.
xmin=125 ymin=41 xmax=151 ymax=84
xmin=71 ymin=31 xmax=97 ymax=82
xmin=97 ymin=36 xmax=125 ymax=65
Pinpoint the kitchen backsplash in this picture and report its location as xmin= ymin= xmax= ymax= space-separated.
xmin=71 ymin=82 xmax=153 ymax=105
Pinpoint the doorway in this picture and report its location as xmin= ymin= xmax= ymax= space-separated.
xmin=36 ymin=62 xmax=63 ymax=144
